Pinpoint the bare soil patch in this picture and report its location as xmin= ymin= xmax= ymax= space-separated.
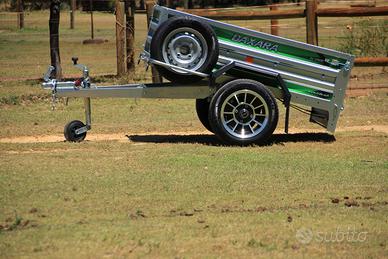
xmin=0 ymin=125 xmax=386 ymax=144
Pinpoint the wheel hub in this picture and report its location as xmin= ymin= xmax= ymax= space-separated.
xmin=168 ymin=34 xmax=202 ymax=68
xmin=179 ymin=45 xmax=190 ymax=55
xmin=220 ymin=89 xmax=269 ymax=139
xmin=236 ymin=105 xmax=253 ymax=123
xmin=162 ymin=27 xmax=208 ymax=72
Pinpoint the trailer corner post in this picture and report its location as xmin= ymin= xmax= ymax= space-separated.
xmin=146 ymin=2 xmax=163 ymax=83
xmin=306 ymin=0 xmax=318 ymax=45
xmin=116 ymin=0 xmax=127 ymax=77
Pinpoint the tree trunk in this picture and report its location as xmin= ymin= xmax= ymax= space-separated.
xmin=50 ymin=0 xmax=62 ymax=79
xmin=17 ymin=0 xmax=24 ymax=29
xmin=70 ymin=0 xmax=75 ymax=29
xmin=125 ymin=0 xmax=136 ymax=73
xmin=90 ymin=0 xmax=94 ymax=39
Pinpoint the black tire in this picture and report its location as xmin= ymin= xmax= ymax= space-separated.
xmin=209 ymin=79 xmax=278 ymax=145
xmin=64 ymin=120 xmax=87 ymax=142
xmin=150 ymin=17 xmax=219 ymax=84
xmin=196 ymin=98 xmax=213 ymax=133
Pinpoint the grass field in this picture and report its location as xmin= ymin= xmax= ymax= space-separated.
xmin=0 ymin=9 xmax=388 ymax=258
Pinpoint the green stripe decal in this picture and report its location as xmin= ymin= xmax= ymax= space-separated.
xmin=286 ymin=82 xmax=333 ymax=100
xmin=213 ymin=27 xmax=346 ymax=69
xmin=213 ymin=65 xmax=334 ymax=100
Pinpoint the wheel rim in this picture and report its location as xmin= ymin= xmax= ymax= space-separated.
xmin=69 ymin=124 xmax=85 ymax=141
xmin=162 ymin=27 xmax=208 ymax=73
xmin=220 ymin=89 xmax=269 ymax=139
xmin=71 ymin=127 xmax=83 ymax=141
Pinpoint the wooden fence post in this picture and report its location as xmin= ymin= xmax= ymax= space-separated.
xmin=183 ymin=0 xmax=193 ymax=9
xmin=306 ymin=0 xmax=318 ymax=45
xmin=270 ymin=5 xmax=279 ymax=36
xmin=125 ymin=0 xmax=136 ymax=73
xmin=146 ymin=2 xmax=162 ymax=83
xmin=116 ymin=0 xmax=127 ymax=76
xmin=139 ymin=0 xmax=145 ymax=10
xmin=17 ymin=0 xmax=24 ymax=29
xmin=70 ymin=0 xmax=76 ymax=29
xmin=50 ymin=0 xmax=62 ymax=79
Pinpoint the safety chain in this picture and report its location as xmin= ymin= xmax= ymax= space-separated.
xmin=51 ymin=80 xmax=57 ymax=111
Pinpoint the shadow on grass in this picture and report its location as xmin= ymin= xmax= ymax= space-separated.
xmin=127 ymin=132 xmax=336 ymax=146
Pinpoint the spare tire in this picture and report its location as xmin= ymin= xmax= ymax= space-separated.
xmin=150 ymin=17 xmax=219 ymax=84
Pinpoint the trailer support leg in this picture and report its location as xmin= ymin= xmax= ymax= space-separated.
xmin=276 ymin=74 xmax=291 ymax=134
xmin=284 ymin=102 xmax=290 ymax=134
xmin=74 ymin=97 xmax=92 ymax=135
xmin=84 ymin=97 xmax=92 ymax=129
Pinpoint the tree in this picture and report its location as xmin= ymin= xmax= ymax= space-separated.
xmin=49 ymin=0 xmax=62 ymax=79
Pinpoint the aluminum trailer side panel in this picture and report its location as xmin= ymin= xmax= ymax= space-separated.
xmin=144 ymin=5 xmax=355 ymax=132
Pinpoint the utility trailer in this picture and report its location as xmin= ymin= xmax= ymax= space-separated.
xmin=42 ymin=5 xmax=354 ymax=145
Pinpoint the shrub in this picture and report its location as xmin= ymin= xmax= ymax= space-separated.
xmin=340 ymin=19 xmax=388 ymax=57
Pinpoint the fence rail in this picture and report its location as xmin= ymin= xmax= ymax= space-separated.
xmin=316 ymin=6 xmax=388 ymax=16
xmin=354 ymin=57 xmax=388 ymax=66
xmin=179 ymin=4 xmax=388 ymax=19
xmin=178 ymin=9 xmax=305 ymax=20
xmin=179 ymin=1 xmax=388 ymax=66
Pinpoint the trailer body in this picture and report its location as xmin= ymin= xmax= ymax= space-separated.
xmin=142 ymin=6 xmax=354 ymax=132
xmin=42 ymin=5 xmax=355 ymax=144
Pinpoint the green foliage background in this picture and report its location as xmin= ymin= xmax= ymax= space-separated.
xmin=340 ymin=19 xmax=388 ymax=57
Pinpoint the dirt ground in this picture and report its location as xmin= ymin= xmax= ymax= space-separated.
xmin=1 ymin=125 xmax=387 ymax=144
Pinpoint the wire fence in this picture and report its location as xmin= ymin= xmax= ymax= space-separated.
xmin=0 ymin=1 xmax=387 ymax=89
xmin=0 ymin=10 xmax=152 ymax=82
